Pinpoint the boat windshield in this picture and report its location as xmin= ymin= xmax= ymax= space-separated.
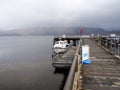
xmin=55 ymin=41 xmax=59 ymax=44
xmin=55 ymin=41 xmax=66 ymax=44
xmin=60 ymin=42 xmax=64 ymax=44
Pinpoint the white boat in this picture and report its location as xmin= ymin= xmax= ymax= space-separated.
xmin=53 ymin=40 xmax=70 ymax=54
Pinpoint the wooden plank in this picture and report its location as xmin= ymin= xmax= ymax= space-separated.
xmin=82 ymin=38 xmax=120 ymax=90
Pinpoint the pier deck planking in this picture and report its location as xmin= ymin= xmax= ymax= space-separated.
xmin=82 ymin=38 xmax=120 ymax=90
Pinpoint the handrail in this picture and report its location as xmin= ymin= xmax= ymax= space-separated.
xmin=63 ymin=41 xmax=81 ymax=90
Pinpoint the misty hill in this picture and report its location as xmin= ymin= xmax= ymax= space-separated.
xmin=0 ymin=30 xmax=22 ymax=36
xmin=23 ymin=27 xmax=111 ymax=35
xmin=0 ymin=27 xmax=120 ymax=36
xmin=109 ymin=29 xmax=120 ymax=35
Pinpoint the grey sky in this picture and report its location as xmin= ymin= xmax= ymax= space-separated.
xmin=0 ymin=0 xmax=120 ymax=30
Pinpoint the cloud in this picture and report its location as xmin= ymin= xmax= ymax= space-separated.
xmin=0 ymin=0 xmax=120 ymax=30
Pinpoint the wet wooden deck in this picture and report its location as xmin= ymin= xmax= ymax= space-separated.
xmin=82 ymin=38 xmax=120 ymax=90
xmin=52 ymin=46 xmax=77 ymax=68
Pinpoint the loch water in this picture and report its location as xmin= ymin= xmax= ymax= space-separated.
xmin=0 ymin=36 xmax=69 ymax=90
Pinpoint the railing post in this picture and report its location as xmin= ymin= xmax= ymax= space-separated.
xmin=118 ymin=44 xmax=120 ymax=56
xmin=110 ymin=39 xmax=112 ymax=53
xmin=114 ymin=40 xmax=116 ymax=55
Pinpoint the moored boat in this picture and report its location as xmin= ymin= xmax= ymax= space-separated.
xmin=53 ymin=40 xmax=70 ymax=54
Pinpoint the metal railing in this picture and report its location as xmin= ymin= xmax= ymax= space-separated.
xmin=97 ymin=37 xmax=120 ymax=57
xmin=63 ymin=41 xmax=82 ymax=90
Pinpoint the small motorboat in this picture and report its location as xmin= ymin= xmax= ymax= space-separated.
xmin=53 ymin=40 xmax=70 ymax=54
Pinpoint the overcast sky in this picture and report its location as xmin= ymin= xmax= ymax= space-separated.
xmin=0 ymin=0 xmax=120 ymax=30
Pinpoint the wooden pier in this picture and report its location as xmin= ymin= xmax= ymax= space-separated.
xmin=52 ymin=35 xmax=120 ymax=90
xmin=82 ymin=38 xmax=120 ymax=90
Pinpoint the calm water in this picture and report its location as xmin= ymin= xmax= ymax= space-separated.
xmin=0 ymin=36 xmax=69 ymax=90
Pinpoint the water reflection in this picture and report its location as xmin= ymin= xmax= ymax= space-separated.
xmin=53 ymin=68 xmax=69 ymax=90
xmin=0 ymin=36 xmax=70 ymax=90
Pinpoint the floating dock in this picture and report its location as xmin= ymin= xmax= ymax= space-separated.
xmin=52 ymin=35 xmax=120 ymax=90
xmin=52 ymin=46 xmax=76 ymax=68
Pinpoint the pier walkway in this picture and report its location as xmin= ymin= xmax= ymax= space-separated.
xmin=82 ymin=38 xmax=120 ymax=90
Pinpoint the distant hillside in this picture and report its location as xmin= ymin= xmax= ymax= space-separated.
xmin=109 ymin=30 xmax=120 ymax=35
xmin=0 ymin=30 xmax=22 ymax=36
xmin=0 ymin=27 xmax=120 ymax=36
xmin=28 ymin=27 xmax=110 ymax=35
xmin=69 ymin=27 xmax=109 ymax=35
